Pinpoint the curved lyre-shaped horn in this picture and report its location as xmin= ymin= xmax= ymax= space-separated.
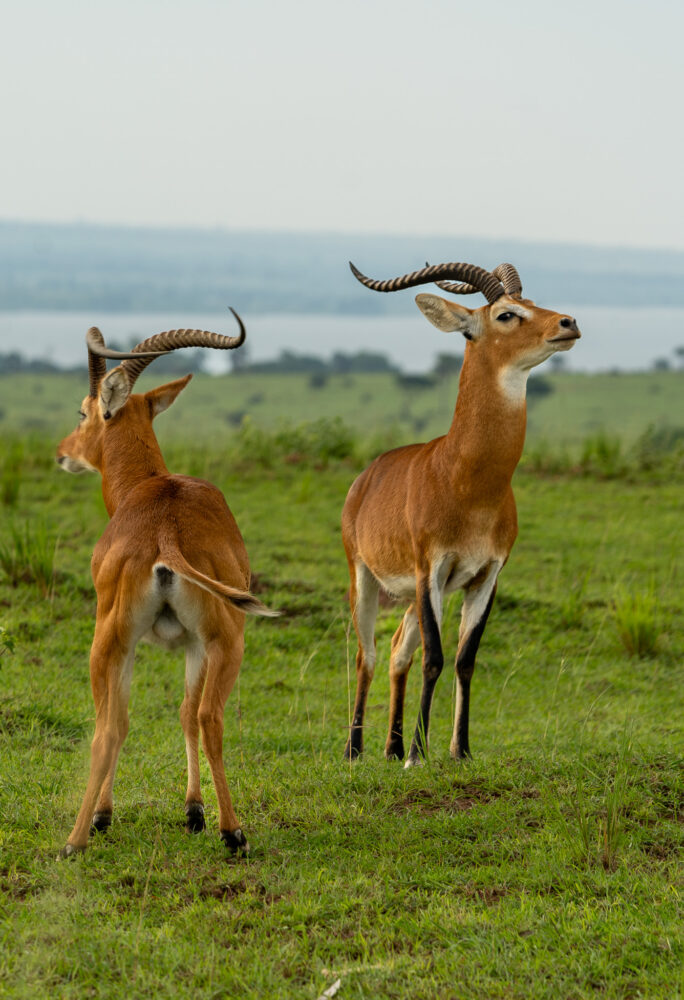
xmin=87 ymin=328 xmax=108 ymax=398
xmin=492 ymin=263 xmax=523 ymax=297
xmin=349 ymin=261 xmax=504 ymax=304
xmin=85 ymin=308 xmax=247 ymax=388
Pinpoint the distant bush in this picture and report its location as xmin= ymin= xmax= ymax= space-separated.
xmin=431 ymin=353 xmax=463 ymax=380
xmin=243 ymin=350 xmax=327 ymax=375
xmin=527 ymin=375 xmax=554 ymax=399
xmin=520 ymin=440 xmax=574 ymax=476
xmin=395 ymin=374 xmax=436 ymax=391
xmin=521 ymin=424 xmax=684 ymax=481
xmin=579 ymin=431 xmax=627 ymax=478
xmin=232 ymin=416 xmax=357 ymax=468
xmin=330 ymin=351 xmax=397 ymax=374
xmin=633 ymin=424 xmax=684 ymax=472
xmin=224 ymin=409 xmax=247 ymax=427
xmin=238 ymin=349 xmax=398 ymax=376
xmin=308 ymin=372 xmax=329 ymax=389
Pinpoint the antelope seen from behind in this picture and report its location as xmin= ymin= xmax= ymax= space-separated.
xmin=343 ymin=260 xmax=580 ymax=766
xmin=56 ymin=313 xmax=277 ymax=858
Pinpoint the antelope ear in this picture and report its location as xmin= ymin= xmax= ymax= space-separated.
xmin=99 ymin=367 xmax=131 ymax=420
xmin=146 ymin=374 xmax=193 ymax=418
xmin=415 ymin=294 xmax=480 ymax=341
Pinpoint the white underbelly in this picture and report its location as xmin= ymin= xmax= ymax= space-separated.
xmin=377 ymin=555 xmax=494 ymax=601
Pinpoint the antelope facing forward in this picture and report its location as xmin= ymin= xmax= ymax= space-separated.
xmin=342 ymin=260 xmax=580 ymax=766
xmin=56 ymin=313 xmax=277 ymax=857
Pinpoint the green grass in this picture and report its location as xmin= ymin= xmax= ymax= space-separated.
xmin=0 ymin=372 xmax=682 ymax=999
xmin=2 ymin=369 xmax=683 ymax=450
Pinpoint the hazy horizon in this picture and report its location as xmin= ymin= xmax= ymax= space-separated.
xmin=4 ymin=216 xmax=684 ymax=257
xmin=1 ymin=306 xmax=681 ymax=376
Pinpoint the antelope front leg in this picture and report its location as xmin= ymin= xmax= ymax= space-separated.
xmin=450 ymin=566 xmax=499 ymax=760
xmin=61 ymin=624 xmax=134 ymax=856
xmin=405 ymin=575 xmax=444 ymax=767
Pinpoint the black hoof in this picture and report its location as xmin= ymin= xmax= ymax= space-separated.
xmin=58 ymin=843 xmax=85 ymax=860
xmin=185 ymin=802 xmax=206 ymax=833
xmin=385 ymin=737 xmax=405 ymax=761
xmin=220 ymin=828 xmax=250 ymax=856
xmin=343 ymin=740 xmax=361 ymax=761
xmin=90 ymin=811 xmax=112 ymax=835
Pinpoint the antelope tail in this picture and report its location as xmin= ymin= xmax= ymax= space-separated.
xmin=155 ymin=546 xmax=279 ymax=618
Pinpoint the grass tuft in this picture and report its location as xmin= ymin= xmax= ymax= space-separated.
xmin=613 ymin=583 xmax=662 ymax=658
xmin=1 ymin=440 xmax=23 ymax=507
xmin=555 ymin=730 xmax=634 ymax=872
xmin=0 ymin=520 xmax=59 ymax=597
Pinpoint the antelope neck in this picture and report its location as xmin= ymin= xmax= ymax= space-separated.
xmin=100 ymin=423 xmax=169 ymax=516
xmin=441 ymin=348 xmax=528 ymax=498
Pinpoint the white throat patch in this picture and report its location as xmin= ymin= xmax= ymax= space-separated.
xmin=498 ymin=365 xmax=530 ymax=403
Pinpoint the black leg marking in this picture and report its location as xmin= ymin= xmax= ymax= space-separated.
xmin=454 ymin=677 xmax=472 ymax=759
xmin=385 ymin=724 xmax=405 ymax=761
xmin=407 ymin=583 xmax=444 ymax=763
xmin=453 ymin=586 xmax=497 ymax=760
xmin=344 ymin=725 xmax=362 ymax=761
xmin=344 ymin=701 xmax=366 ymax=759
xmin=220 ymin=827 xmax=250 ymax=856
xmin=185 ymin=801 xmax=206 ymax=833
xmin=344 ymin=655 xmax=373 ymax=760
xmin=90 ymin=810 xmax=112 ymax=835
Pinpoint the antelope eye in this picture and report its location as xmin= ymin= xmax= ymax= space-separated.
xmin=78 ymin=410 xmax=86 ymax=421
xmin=496 ymin=311 xmax=516 ymax=323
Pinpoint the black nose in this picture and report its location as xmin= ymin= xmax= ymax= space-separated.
xmin=560 ymin=316 xmax=578 ymax=332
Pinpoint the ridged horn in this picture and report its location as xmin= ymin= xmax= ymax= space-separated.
xmin=349 ymin=261 xmax=504 ymax=304
xmin=492 ymin=263 xmax=523 ymax=297
xmin=424 ymin=261 xmax=481 ymax=298
xmin=86 ymin=308 xmax=247 ymax=389
xmin=87 ymin=328 xmax=108 ymax=398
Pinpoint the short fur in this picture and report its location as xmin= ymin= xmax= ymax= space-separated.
xmin=342 ymin=289 xmax=580 ymax=765
xmin=56 ymin=369 xmax=276 ymax=857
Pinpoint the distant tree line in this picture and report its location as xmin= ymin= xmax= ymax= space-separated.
xmin=0 ymin=352 xmax=79 ymax=374
xmin=233 ymin=349 xmax=400 ymax=376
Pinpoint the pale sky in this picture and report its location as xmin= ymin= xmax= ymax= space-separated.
xmin=3 ymin=0 xmax=683 ymax=249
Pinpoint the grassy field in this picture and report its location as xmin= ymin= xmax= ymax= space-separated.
xmin=2 ymin=368 xmax=683 ymax=448
xmin=0 ymin=371 xmax=682 ymax=998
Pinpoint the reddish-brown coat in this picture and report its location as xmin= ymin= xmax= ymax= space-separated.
xmin=56 ymin=372 xmax=271 ymax=857
xmin=342 ymin=290 xmax=580 ymax=764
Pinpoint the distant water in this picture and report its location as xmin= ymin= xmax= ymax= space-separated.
xmin=0 ymin=306 xmax=682 ymax=374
